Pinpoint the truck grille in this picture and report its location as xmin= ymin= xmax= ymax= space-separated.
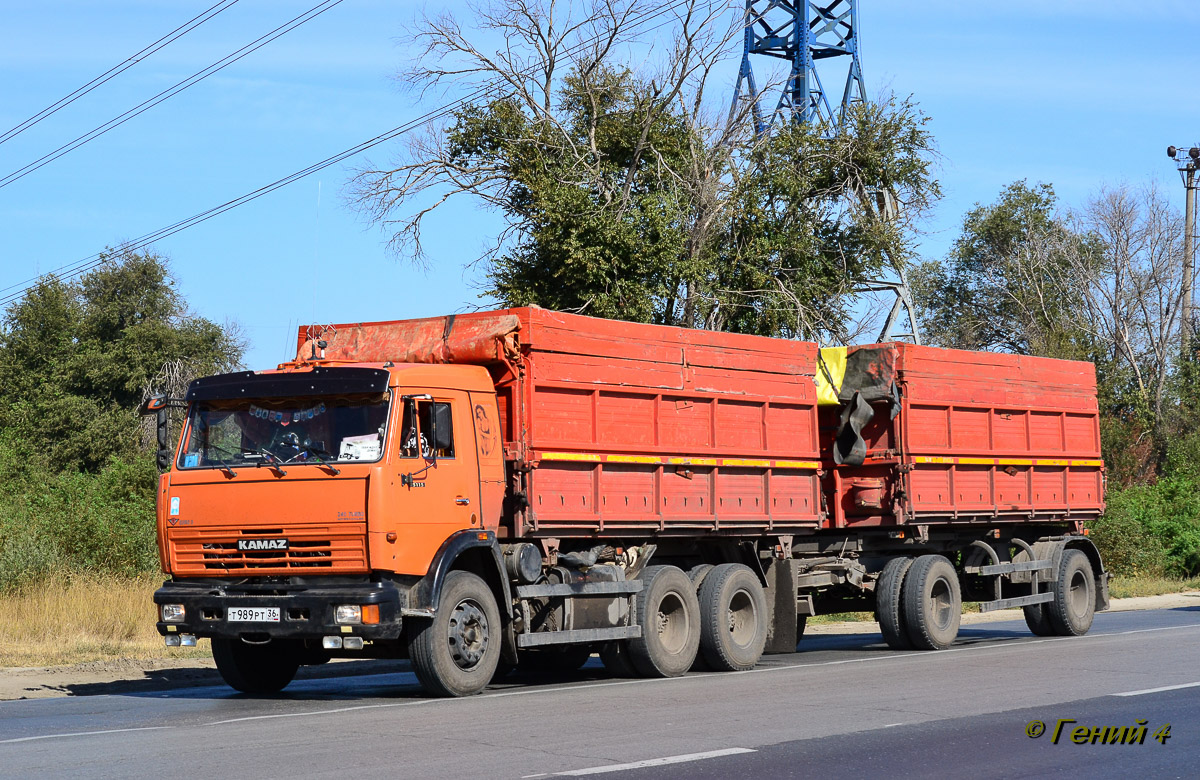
xmin=168 ymin=524 xmax=368 ymax=575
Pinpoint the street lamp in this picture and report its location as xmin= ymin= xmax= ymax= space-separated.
xmin=1167 ymin=145 xmax=1199 ymax=354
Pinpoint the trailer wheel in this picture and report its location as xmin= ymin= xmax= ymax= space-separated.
xmin=875 ymin=557 xmax=915 ymax=650
xmin=628 ymin=566 xmax=701 ymax=677
xmin=600 ymin=641 xmax=638 ymax=678
xmin=407 ymin=570 xmax=501 ymax=697
xmin=901 ymin=555 xmax=961 ymax=650
xmin=1022 ymin=604 xmax=1055 ymax=636
xmin=211 ymin=638 xmax=299 ymax=694
xmin=1047 ymin=550 xmax=1095 ymax=636
xmin=697 ymin=563 xmax=768 ymax=671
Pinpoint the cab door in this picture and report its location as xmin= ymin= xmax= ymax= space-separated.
xmin=391 ymin=390 xmax=482 ymax=576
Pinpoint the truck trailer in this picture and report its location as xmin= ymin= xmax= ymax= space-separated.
xmin=145 ymin=308 xmax=1108 ymax=696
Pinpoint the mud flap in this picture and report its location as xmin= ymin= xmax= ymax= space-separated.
xmin=763 ymin=559 xmax=800 ymax=654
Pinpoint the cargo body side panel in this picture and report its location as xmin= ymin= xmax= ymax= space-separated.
xmin=828 ymin=344 xmax=1104 ymax=528
xmin=506 ymin=309 xmax=822 ymax=538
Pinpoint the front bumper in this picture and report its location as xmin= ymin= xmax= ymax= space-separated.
xmin=154 ymin=579 xmax=404 ymax=641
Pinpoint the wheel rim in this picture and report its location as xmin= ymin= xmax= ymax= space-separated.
xmin=727 ymin=588 xmax=757 ymax=649
xmin=1067 ymin=567 xmax=1089 ymax=618
xmin=447 ymin=598 xmax=489 ymax=670
xmin=929 ymin=576 xmax=955 ymax=630
xmin=656 ymin=592 xmax=690 ymax=654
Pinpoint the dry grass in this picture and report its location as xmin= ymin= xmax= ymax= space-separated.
xmin=1109 ymin=574 xmax=1200 ymax=599
xmin=0 ymin=573 xmax=208 ymax=667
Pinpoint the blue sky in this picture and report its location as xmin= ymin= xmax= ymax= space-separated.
xmin=2 ymin=0 xmax=1198 ymax=368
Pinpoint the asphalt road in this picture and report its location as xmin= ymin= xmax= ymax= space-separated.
xmin=2 ymin=607 xmax=1198 ymax=779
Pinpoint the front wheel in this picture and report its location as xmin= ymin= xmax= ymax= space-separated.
xmin=211 ymin=637 xmax=299 ymax=694
xmin=408 ymin=570 xmax=502 ymax=697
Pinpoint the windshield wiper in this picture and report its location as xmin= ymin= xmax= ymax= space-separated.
xmin=241 ymin=447 xmax=287 ymax=477
xmin=296 ymin=445 xmax=341 ymax=475
xmin=201 ymin=444 xmax=239 ymax=477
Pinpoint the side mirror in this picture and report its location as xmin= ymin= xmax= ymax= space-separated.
xmin=138 ymin=395 xmax=182 ymax=472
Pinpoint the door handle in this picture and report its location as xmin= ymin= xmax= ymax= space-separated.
xmin=455 ymin=497 xmax=470 ymax=506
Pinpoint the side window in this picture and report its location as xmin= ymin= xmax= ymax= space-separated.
xmin=399 ymin=400 xmax=455 ymax=459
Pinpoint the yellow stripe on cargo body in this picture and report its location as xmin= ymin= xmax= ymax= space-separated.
xmin=1069 ymin=459 xmax=1104 ymax=467
xmin=773 ymin=460 xmax=821 ymax=470
xmin=606 ymin=454 xmax=660 ymax=464
xmin=539 ymin=452 xmax=602 ymax=462
xmin=722 ymin=458 xmax=771 ymax=467
xmin=667 ymin=457 xmax=718 ymax=466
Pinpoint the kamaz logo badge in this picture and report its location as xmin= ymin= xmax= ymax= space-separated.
xmin=237 ymin=538 xmax=289 ymax=551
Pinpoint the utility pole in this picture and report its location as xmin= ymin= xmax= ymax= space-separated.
xmin=1168 ymin=145 xmax=1199 ymax=355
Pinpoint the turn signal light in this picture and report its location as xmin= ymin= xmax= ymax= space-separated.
xmin=361 ymin=605 xmax=380 ymax=625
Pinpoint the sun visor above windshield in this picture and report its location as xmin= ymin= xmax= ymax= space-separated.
xmin=185 ymin=366 xmax=390 ymax=401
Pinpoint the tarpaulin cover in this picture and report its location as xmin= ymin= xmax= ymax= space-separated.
xmin=297 ymin=314 xmax=521 ymax=366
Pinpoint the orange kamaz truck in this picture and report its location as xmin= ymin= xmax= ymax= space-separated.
xmin=145 ymin=308 xmax=1109 ymax=696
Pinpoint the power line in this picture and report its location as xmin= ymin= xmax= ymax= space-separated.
xmin=0 ymin=0 xmax=241 ymax=147
xmin=0 ymin=0 xmax=344 ymax=190
xmin=0 ymin=0 xmax=694 ymax=308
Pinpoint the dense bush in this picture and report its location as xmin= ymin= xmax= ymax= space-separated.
xmin=1090 ymin=477 xmax=1200 ymax=578
xmin=0 ymin=440 xmax=159 ymax=591
xmin=0 ymin=250 xmax=239 ymax=591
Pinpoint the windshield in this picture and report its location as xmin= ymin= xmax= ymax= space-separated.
xmin=178 ymin=393 xmax=390 ymax=469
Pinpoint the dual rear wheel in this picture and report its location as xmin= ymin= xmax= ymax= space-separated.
xmin=876 ymin=554 xmax=961 ymax=651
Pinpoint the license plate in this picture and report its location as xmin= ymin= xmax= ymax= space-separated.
xmin=227 ymin=607 xmax=280 ymax=623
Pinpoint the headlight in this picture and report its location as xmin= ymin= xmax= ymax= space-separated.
xmin=335 ymin=605 xmax=362 ymax=624
xmin=161 ymin=604 xmax=186 ymax=622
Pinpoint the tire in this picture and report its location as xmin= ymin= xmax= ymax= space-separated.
xmin=1023 ymin=603 xmax=1055 ymax=636
xmin=600 ymin=641 xmax=638 ymax=678
xmin=628 ymin=566 xmax=701 ymax=677
xmin=697 ymin=563 xmax=768 ymax=671
xmin=407 ymin=570 xmax=502 ymax=697
xmin=687 ymin=564 xmax=714 ymax=589
xmin=1047 ymin=550 xmax=1096 ymax=636
xmin=211 ymin=637 xmax=299 ymax=694
xmin=875 ymin=557 xmax=914 ymax=650
xmin=901 ymin=554 xmax=962 ymax=650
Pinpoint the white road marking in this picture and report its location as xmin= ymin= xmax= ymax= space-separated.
xmin=1111 ymin=681 xmax=1200 ymax=697
xmin=551 ymin=748 xmax=756 ymax=776
xmin=0 ymin=726 xmax=173 ymax=744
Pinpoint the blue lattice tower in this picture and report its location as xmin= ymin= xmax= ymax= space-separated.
xmin=730 ymin=0 xmax=867 ymax=136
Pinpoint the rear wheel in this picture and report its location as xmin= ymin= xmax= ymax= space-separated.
xmin=698 ymin=563 xmax=768 ymax=671
xmin=875 ymin=557 xmax=914 ymax=650
xmin=1047 ymin=550 xmax=1095 ymax=636
xmin=407 ymin=570 xmax=501 ymax=697
xmin=901 ymin=555 xmax=961 ymax=650
xmin=211 ymin=638 xmax=299 ymax=694
xmin=628 ymin=566 xmax=701 ymax=677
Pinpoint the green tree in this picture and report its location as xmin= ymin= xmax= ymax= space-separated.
xmin=0 ymin=248 xmax=243 ymax=472
xmin=350 ymin=0 xmax=939 ymax=342
xmin=911 ymin=180 xmax=1094 ymax=357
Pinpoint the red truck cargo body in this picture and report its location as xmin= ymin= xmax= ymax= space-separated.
xmin=304 ymin=308 xmax=824 ymax=539
xmin=827 ymin=343 xmax=1104 ymax=529
xmin=506 ymin=309 xmax=822 ymax=537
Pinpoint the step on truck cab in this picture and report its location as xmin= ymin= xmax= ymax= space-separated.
xmin=145 ymin=308 xmax=1108 ymax=696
